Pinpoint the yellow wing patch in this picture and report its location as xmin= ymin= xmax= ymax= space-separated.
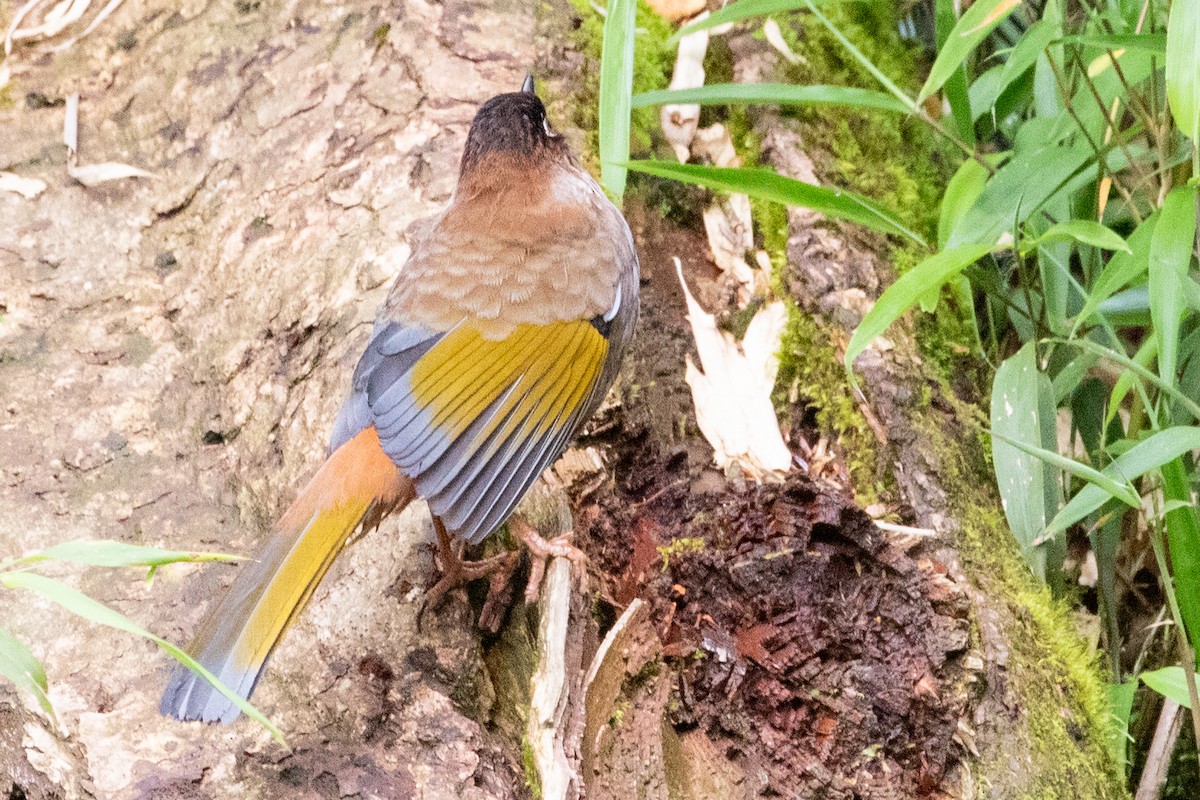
xmin=411 ymin=320 xmax=608 ymax=442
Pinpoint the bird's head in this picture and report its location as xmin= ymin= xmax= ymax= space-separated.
xmin=459 ymin=76 xmax=570 ymax=178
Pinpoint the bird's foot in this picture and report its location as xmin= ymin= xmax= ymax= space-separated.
xmin=508 ymin=515 xmax=586 ymax=604
xmin=420 ymin=518 xmax=519 ymax=632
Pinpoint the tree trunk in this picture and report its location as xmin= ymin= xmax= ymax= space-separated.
xmin=0 ymin=1 xmax=1125 ymax=798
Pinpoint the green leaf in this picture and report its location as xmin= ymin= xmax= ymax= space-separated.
xmin=1023 ymin=221 xmax=1131 ymax=255
xmin=1046 ymin=426 xmax=1200 ymax=537
xmin=0 ymin=571 xmax=284 ymax=743
xmin=971 ymin=19 xmax=1057 ymax=117
xmin=1162 ymin=456 xmax=1200 ymax=646
xmin=631 ymin=83 xmax=911 ymax=114
xmin=28 ymin=540 xmax=239 ymax=569
xmin=0 ymin=627 xmax=54 ymax=718
xmin=1107 ymin=678 xmax=1138 ymax=775
xmin=1142 ymin=666 xmax=1199 ymax=708
xmin=989 ymin=430 xmax=1139 ymax=509
xmin=945 ymin=138 xmax=1094 ymax=249
xmin=1149 ymin=186 xmax=1197 ymax=388
xmin=917 ymin=0 xmax=1024 ymax=106
xmin=624 ymin=161 xmax=924 ymax=244
xmin=1166 ymin=0 xmax=1200 ymax=143
xmin=844 ymin=243 xmax=992 ymax=371
xmin=990 ymin=342 xmax=1065 ymax=583
xmin=938 ymin=158 xmax=990 ymax=250
xmin=1071 ymin=210 xmax=1158 ymax=334
xmin=599 ymin=0 xmax=638 ymax=200
xmin=934 ymin=0 xmax=974 ymax=144
xmin=1058 ymin=33 xmax=1167 ymax=56
xmin=671 ymin=0 xmax=856 ymax=43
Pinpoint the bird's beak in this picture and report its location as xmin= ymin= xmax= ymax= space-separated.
xmin=521 ymin=74 xmax=536 ymax=95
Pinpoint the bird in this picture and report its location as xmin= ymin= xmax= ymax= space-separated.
xmin=160 ymin=75 xmax=639 ymax=724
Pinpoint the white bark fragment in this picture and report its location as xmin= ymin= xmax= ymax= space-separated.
xmin=676 ymin=258 xmax=792 ymax=481
xmin=660 ymin=14 xmax=709 ymax=163
xmin=527 ymin=557 xmax=578 ymax=800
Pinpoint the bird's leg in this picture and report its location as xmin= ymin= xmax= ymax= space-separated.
xmin=507 ymin=515 xmax=586 ymax=604
xmin=421 ymin=516 xmax=517 ymax=627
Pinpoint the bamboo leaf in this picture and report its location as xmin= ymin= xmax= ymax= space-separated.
xmin=990 ymin=342 xmax=1066 ymax=583
xmin=1166 ymin=0 xmax=1200 ymax=143
xmin=845 ymin=243 xmax=993 ymax=370
xmin=1023 ymin=220 xmax=1131 ymax=254
xmin=631 ymin=83 xmax=911 ymax=113
xmin=0 ymin=627 xmax=54 ymax=718
xmin=0 ymin=571 xmax=283 ymax=743
xmin=1142 ymin=666 xmax=1200 ymax=708
xmin=1162 ymin=457 xmax=1200 ymax=645
xmin=1149 ymin=186 xmax=1197 ymax=388
xmin=1072 ymin=210 xmax=1158 ymax=334
xmin=938 ymin=158 xmax=990 ymax=250
xmin=599 ymin=0 xmax=638 ymax=200
xmin=918 ymin=0 xmax=1024 ymax=105
xmin=625 ymin=161 xmax=924 ymax=243
xmin=1046 ymin=427 xmax=1200 ymax=537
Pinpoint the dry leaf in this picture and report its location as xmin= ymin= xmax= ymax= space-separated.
xmin=68 ymin=162 xmax=158 ymax=186
xmin=62 ymin=93 xmax=158 ymax=186
xmin=661 ymin=13 xmax=709 ymax=162
xmin=676 ymin=258 xmax=791 ymax=480
xmin=0 ymin=172 xmax=48 ymax=199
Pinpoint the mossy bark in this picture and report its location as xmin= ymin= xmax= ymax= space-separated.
xmin=726 ymin=8 xmax=1126 ymax=799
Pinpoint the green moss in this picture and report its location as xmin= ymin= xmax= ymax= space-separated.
xmin=910 ymin=403 xmax=1125 ymax=798
xmin=563 ymin=0 xmax=674 ymax=170
xmin=371 ymin=23 xmax=390 ymax=50
xmin=521 ymin=736 xmax=543 ymax=800
xmin=776 ymin=306 xmax=888 ymax=505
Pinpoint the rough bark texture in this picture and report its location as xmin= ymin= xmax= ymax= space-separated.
xmin=1 ymin=0 xmax=1124 ymax=798
xmin=2 ymin=0 xmax=535 ymax=796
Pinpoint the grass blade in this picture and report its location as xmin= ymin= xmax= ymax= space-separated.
xmin=670 ymin=0 xmax=853 ymax=43
xmin=845 ymin=243 xmax=993 ymax=370
xmin=625 ymin=160 xmax=924 ymax=243
xmin=0 ymin=571 xmax=283 ymax=743
xmin=0 ymin=627 xmax=54 ymax=718
xmin=1023 ymin=220 xmax=1131 ymax=254
xmin=1107 ymin=678 xmax=1138 ymax=775
xmin=801 ymin=0 xmax=917 ymax=113
xmin=918 ymin=0 xmax=1023 ymax=106
xmin=599 ymin=0 xmax=638 ymax=200
xmin=28 ymin=540 xmax=239 ymax=569
xmin=990 ymin=430 xmax=1139 ymax=508
xmin=631 ymin=83 xmax=911 ymax=113
xmin=1046 ymin=426 xmax=1200 ymax=537
xmin=1166 ymin=0 xmax=1200 ymax=144
xmin=1058 ymin=33 xmax=1167 ymax=56
xmin=1162 ymin=456 xmax=1200 ymax=646
xmin=1149 ymin=186 xmax=1197 ymax=388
